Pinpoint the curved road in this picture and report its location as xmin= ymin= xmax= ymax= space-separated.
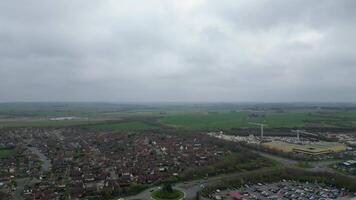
xmin=126 ymin=168 xmax=283 ymax=200
xmin=27 ymin=146 xmax=51 ymax=172
xmin=126 ymin=150 xmax=356 ymax=200
xmin=11 ymin=145 xmax=51 ymax=200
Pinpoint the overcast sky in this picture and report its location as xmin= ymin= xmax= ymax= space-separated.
xmin=0 ymin=0 xmax=355 ymax=102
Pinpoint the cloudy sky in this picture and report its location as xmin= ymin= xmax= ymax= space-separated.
xmin=0 ymin=0 xmax=355 ymax=102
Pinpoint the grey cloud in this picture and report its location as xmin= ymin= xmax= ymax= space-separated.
xmin=0 ymin=0 xmax=355 ymax=102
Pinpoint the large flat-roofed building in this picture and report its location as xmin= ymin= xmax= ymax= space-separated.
xmin=338 ymin=160 xmax=356 ymax=168
xmin=262 ymin=141 xmax=347 ymax=156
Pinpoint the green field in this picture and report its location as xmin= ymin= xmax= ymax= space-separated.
xmin=91 ymin=121 xmax=158 ymax=130
xmin=159 ymin=111 xmax=356 ymax=129
xmin=1 ymin=102 xmax=356 ymax=130
xmin=151 ymin=189 xmax=184 ymax=200
xmin=0 ymin=148 xmax=16 ymax=158
xmin=0 ymin=120 xmax=159 ymax=130
xmin=2 ymin=110 xmax=356 ymax=129
xmin=0 ymin=120 xmax=98 ymax=128
xmin=160 ymin=112 xmax=250 ymax=129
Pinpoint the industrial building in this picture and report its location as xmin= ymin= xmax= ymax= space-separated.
xmin=262 ymin=141 xmax=347 ymax=156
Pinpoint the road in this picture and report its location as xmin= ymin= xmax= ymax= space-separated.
xmin=126 ymin=167 xmax=286 ymax=200
xmin=11 ymin=145 xmax=51 ymax=200
xmin=11 ymin=178 xmax=29 ymax=200
xmin=126 ymin=180 xmax=206 ymax=199
xmin=250 ymin=150 xmax=298 ymax=166
xmin=126 ymin=149 xmax=356 ymax=200
xmin=27 ymin=146 xmax=51 ymax=172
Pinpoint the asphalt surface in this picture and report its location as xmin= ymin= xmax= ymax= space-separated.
xmin=250 ymin=150 xmax=298 ymax=166
xmin=27 ymin=146 xmax=51 ymax=172
xmin=11 ymin=178 xmax=29 ymax=200
xmin=126 ymin=167 xmax=289 ymax=200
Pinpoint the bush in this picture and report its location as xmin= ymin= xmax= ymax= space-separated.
xmin=151 ymin=189 xmax=184 ymax=200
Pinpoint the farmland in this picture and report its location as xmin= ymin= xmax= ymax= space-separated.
xmin=159 ymin=111 xmax=356 ymax=129
xmin=1 ymin=103 xmax=356 ymax=130
xmin=0 ymin=120 xmax=98 ymax=128
xmin=90 ymin=121 xmax=158 ymax=130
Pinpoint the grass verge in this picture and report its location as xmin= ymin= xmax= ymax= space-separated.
xmin=151 ymin=189 xmax=184 ymax=200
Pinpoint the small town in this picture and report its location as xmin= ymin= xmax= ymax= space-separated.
xmin=1 ymin=125 xmax=356 ymax=199
xmin=0 ymin=128 xmax=226 ymax=199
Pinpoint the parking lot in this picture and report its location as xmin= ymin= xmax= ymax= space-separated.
xmin=209 ymin=180 xmax=355 ymax=200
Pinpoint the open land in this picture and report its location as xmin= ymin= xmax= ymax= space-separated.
xmin=1 ymin=103 xmax=356 ymax=130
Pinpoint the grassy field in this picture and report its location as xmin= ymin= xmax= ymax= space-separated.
xmin=159 ymin=111 xmax=356 ymax=129
xmin=1 ymin=102 xmax=356 ymax=130
xmin=160 ymin=112 xmax=250 ymax=129
xmin=159 ymin=112 xmax=309 ymax=129
xmin=91 ymin=121 xmax=158 ymax=130
xmin=151 ymin=189 xmax=184 ymax=200
xmin=0 ymin=120 xmax=159 ymax=130
xmin=0 ymin=148 xmax=16 ymax=158
xmin=0 ymin=120 xmax=99 ymax=128
xmin=2 ymin=110 xmax=356 ymax=129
